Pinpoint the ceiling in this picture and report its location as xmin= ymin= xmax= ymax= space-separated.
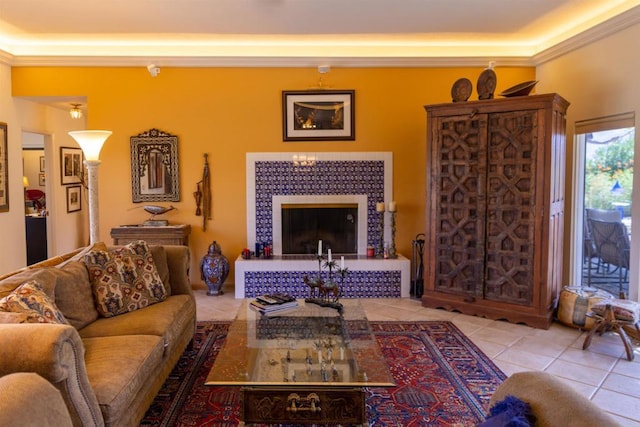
xmin=1 ymin=0 xmax=639 ymax=67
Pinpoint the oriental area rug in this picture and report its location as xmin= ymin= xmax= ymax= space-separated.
xmin=139 ymin=320 xmax=506 ymax=426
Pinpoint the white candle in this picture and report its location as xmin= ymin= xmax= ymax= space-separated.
xmin=318 ymin=240 xmax=322 ymax=256
xmin=318 ymin=350 xmax=322 ymax=364
xmin=389 ymin=201 xmax=397 ymax=212
xmin=376 ymin=202 xmax=385 ymax=212
xmin=340 ymin=347 xmax=345 ymax=360
xmin=328 ymin=249 xmax=332 ymax=262
xmin=340 ymin=256 xmax=345 ymax=270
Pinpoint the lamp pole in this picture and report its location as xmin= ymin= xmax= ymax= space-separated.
xmin=68 ymin=130 xmax=112 ymax=244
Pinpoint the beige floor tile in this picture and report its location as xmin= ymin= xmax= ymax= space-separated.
xmin=508 ymin=335 xmax=567 ymax=358
xmin=495 ymin=348 xmax=555 ymax=371
xmin=613 ymin=359 xmax=640 ymax=379
xmin=609 ymin=414 xmax=640 ymax=427
xmin=467 ymin=326 xmax=526 ymax=347
xmin=493 ymin=360 xmax=531 ymax=376
xmin=592 ymin=389 xmax=640 ymax=421
xmin=545 ymin=359 xmax=610 ymax=386
xmin=450 ymin=318 xmax=492 ymax=336
xmin=551 ymin=376 xmax=598 ymax=399
xmin=559 ymin=347 xmax=619 ymax=371
xmin=601 ymin=373 xmax=640 ymax=398
xmin=467 ymin=338 xmax=508 ymax=359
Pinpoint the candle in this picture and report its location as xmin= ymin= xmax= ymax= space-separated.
xmin=318 ymin=350 xmax=322 ymax=364
xmin=376 ymin=202 xmax=385 ymax=212
xmin=328 ymin=249 xmax=332 ymax=262
xmin=340 ymin=347 xmax=345 ymax=360
xmin=340 ymin=256 xmax=345 ymax=270
xmin=389 ymin=201 xmax=397 ymax=212
xmin=318 ymin=240 xmax=322 ymax=256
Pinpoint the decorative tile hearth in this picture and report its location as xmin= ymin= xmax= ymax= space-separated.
xmin=234 ymin=255 xmax=410 ymax=298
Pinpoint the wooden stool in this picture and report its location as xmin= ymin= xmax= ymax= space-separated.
xmin=583 ymin=299 xmax=640 ymax=361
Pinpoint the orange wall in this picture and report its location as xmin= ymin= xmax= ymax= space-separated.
xmin=12 ymin=66 xmax=535 ymax=284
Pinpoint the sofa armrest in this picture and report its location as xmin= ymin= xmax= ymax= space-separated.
xmin=0 ymin=372 xmax=73 ymax=427
xmin=164 ymin=245 xmax=193 ymax=297
xmin=491 ymin=371 xmax=619 ymax=427
xmin=0 ymin=324 xmax=104 ymax=427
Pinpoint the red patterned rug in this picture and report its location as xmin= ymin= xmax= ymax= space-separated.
xmin=140 ymin=321 xmax=505 ymax=426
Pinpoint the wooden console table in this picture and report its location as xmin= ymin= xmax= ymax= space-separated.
xmin=110 ymin=224 xmax=191 ymax=246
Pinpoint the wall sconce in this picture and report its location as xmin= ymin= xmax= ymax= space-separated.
xmin=69 ymin=104 xmax=83 ymax=119
xmin=68 ymin=130 xmax=112 ymax=244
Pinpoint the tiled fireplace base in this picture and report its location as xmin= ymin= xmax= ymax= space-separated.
xmin=235 ymin=255 xmax=410 ymax=299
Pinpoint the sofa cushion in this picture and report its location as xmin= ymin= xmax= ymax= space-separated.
xmin=149 ymin=245 xmax=171 ymax=296
xmin=84 ymin=240 xmax=167 ymax=317
xmin=53 ymin=261 xmax=100 ymax=329
xmin=0 ymin=280 xmax=69 ymax=324
xmin=79 ymin=294 xmax=195 ymax=355
xmin=82 ymin=334 xmax=164 ymax=425
xmin=0 ymin=267 xmax=57 ymax=299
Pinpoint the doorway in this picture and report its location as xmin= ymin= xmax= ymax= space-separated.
xmin=22 ymin=131 xmax=51 ymax=265
xmin=572 ymin=113 xmax=636 ymax=299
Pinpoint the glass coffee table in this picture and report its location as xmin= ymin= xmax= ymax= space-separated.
xmin=206 ymin=299 xmax=395 ymax=425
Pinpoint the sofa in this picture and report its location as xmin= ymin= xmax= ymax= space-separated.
xmin=0 ymin=242 xmax=196 ymax=427
xmin=489 ymin=371 xmax=620 ymax=427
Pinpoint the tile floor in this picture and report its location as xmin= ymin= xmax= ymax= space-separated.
xmin=194 ymin=283 xmax=640 ymax=426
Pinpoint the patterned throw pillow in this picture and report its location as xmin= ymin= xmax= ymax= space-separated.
xmin=0 ymin=280 xmax=69 ymax=324
xmin=84 ymin=240 xmax=167 ymax=318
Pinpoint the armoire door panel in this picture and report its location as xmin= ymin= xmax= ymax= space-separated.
xmin=432 ymin=115 xmax=486 ymax=295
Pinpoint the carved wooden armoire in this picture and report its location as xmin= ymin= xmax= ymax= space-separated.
xmin=422 ymin=93 xmax=569 ymax=329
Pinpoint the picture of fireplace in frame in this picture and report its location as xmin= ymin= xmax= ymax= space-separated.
xmin=281 ymin=203 xmax=358 ymax=255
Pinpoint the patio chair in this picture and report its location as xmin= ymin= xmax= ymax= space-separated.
xmin=584 ymin=208 xmax=622 ymax=274
xmin=587 ymin=217 xmax=630 ymax=296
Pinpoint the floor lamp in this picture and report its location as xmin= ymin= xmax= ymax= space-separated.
xmin=68 ymin=130 xmax=112 ymax=244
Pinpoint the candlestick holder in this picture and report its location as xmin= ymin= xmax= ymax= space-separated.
xmin=376 ymin=210 xmax=385 ymax=258
xmin=388 ymin=210 xmax=398 ymax=258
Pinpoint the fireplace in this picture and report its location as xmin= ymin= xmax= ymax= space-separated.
xmin=273 ymin=195 xmax=368 ymax=255
xmin=237 ymin=152 xmax=410 ymax=299
xmin=281 ymin=203 xmax=357 ymax=254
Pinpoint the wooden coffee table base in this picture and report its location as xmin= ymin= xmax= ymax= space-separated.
xmin=240 ymin=386 xmax=366 ymax=426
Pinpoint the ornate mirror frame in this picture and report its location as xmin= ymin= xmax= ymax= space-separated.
xmin=130 ymin=128 xmax=180 ymax=203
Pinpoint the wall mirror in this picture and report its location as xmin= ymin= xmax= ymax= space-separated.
xmin=130 ymin=128 xmax=180 ymax=202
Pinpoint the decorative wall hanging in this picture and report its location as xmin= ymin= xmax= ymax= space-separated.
xmin=130 ymin=128 xmax=180 ymax=203
xmin=198 ymin=153 xmax=211 ymax=230
xmin=0 ymin=122 xmax=8 ymax=212
xmin=282 ymin=90 xmax=355 ymax=141
xmin=60 ymin=147 xmax=83 ymax=185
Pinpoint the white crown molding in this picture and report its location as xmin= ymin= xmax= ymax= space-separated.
xmin=1 ymin=7 xmax=637 ymax=68
xmin=533 ymin=5 xmax=640 ymax=65
xmin=5 ymin=54 xmax=535 ymax=68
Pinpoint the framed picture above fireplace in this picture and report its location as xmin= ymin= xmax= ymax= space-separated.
xmin=282 ymin=90 xmax=355 ymax=141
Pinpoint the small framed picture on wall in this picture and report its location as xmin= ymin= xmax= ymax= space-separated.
xmin=60 ymin=147 xmax=83 ymax=185
xmin=282 ymin=90 xmax=355 ymax=141
xmin=66 ymin=185 xmax=82 ymax=213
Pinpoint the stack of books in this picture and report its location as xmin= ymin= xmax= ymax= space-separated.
xmin=250 ymin=294 xmax=298 ymax=314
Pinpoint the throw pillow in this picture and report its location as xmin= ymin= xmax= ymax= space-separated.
xmin=53 ymin=261 xmax=100 ymax=329
xmin=0 ymin=280 xmax=69 ymax=324
xmin=84 ymin=240 xmax=167 ymax=318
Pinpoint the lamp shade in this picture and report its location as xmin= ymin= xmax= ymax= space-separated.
xmin=68 ymin=130 xmax=112 ymax=161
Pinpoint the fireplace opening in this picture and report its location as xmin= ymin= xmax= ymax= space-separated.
xmin=281 ymin=203 xmax=358 ymax=254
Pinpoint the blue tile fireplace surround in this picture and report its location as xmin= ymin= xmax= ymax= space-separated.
xmin=236 ymin=152 xmax=410 ymax=299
